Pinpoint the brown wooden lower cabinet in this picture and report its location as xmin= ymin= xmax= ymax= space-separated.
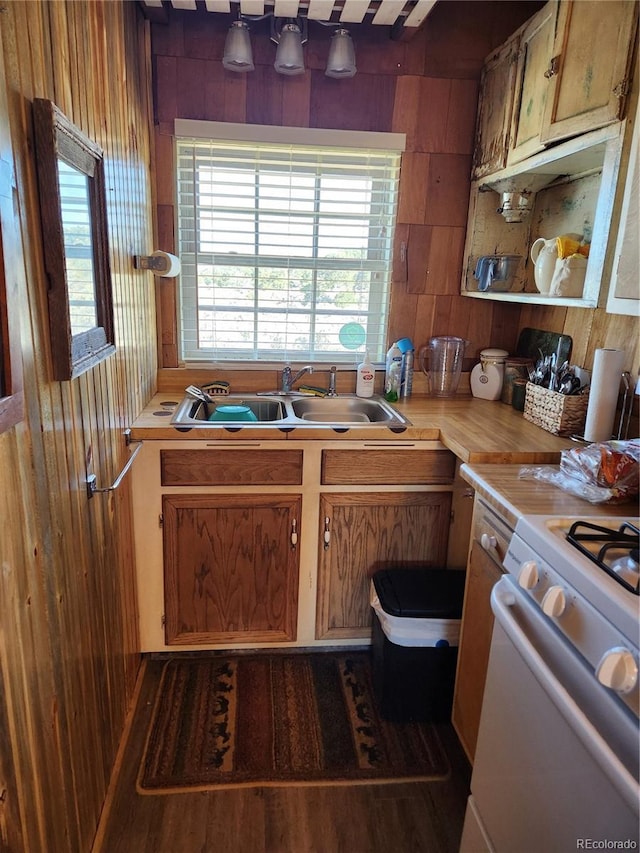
xmin=162 ymin=493 xmax=301 ymax=644
xmin=315 ymin=491 xmax=452 ymax=640
xmin=452 ymin=539 xmax=502 ymax=762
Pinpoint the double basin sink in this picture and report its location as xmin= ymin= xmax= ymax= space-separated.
xmin=171 ymin=393 xmax=411 ymax=432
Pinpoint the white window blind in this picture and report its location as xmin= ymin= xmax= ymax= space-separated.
xmin=175 ymin=124 xmax=403 ymax=364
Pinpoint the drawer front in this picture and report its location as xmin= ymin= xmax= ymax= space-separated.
xmin=321 ymin=449 xmax=455 ymax=485
xmin=471 ymin=499 xmax=512 ymax=571
xmin=161 ymin=449 xmax=303 ymax=486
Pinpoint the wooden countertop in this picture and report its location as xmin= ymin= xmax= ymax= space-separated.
xmin=460 ymin=463 xmax=638 ymax=529
xmin=130 ymin=393 xmax=578 ymax=464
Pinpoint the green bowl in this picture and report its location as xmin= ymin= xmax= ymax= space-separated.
xmin=208 ymin=405 xmax=258 ymax=423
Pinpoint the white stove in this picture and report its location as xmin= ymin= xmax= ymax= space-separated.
xmin=461 ymin=512 xmax=640 ymax=852
xmin=504 ymin=515 xmax=640 ymax=719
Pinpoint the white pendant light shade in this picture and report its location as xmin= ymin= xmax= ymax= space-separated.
xmin=223 ymin=21 xmax=254 ymax=73
xmin=274 ymin=23 xmax=305 ymax=76
xmin=325 ymin=28 xmax=356 ymax=78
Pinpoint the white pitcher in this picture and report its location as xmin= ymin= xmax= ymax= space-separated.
xmin=529 ymin=237 xmax=557 ymax=294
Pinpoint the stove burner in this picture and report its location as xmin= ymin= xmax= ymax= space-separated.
xmin=567 ymin=521 xmax=640 ymax=595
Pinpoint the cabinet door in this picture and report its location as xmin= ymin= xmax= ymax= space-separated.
xmin=506 ymin=1 xmax=559 ymax=166
xmin=540 ymin=0 xmax=637 ymax=145
xmin=316 ymin=491 xmax=452 ymax=640
xmin=472 ymin=38 xmax=520 ymax=179
xmin=452 ymin=540 xmax=502 ymax=763
xmin=607 ymin=104 xmax=639 ymax=316
xmin=163 ymin=494 xmax=300 ymax=644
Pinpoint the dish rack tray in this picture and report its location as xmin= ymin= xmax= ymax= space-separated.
xmin=523 ymin=382 xmax=588 ymax=437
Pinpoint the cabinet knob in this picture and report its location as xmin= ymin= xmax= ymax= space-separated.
xmin=480 ymin=532 xmax=497 ymax=551
xmin=544 ymin=55 xmax=560 ymax=79
xmin=596 ymin=648 xmax=638 ymax=694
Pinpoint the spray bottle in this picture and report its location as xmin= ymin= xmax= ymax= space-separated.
xmin=384 ymin=342 xmax=402 ymax=402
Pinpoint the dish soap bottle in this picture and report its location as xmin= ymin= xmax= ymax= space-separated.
xmin=384 ymin=342 xmax=402 ymax=402
xmin=356 ymin=351 xmax=375 ymax=397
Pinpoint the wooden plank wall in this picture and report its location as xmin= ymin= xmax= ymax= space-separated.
xmin=151 ymin=0 xmax=638 ymax=383
xmin=0 ymin=2 xmax=156 ymax=850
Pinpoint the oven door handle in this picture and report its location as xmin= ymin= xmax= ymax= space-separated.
xmin=492 ymin=578 xmax=639 ymax=813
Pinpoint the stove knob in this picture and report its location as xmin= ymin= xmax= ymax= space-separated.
xmin=542 ymin=586 xmax=567 ymax=617
xmin=480 ymin=533 xmax=497 ymax=551
xmin=518 ymin=560 xmax=539 ymax=590
xmin=596 ymin=648 xmax=638 ymax=694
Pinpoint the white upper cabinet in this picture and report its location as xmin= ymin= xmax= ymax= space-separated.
xmin=472 ymin=0 xmax=637 ymax=177
xmin=541 ymin=0 xmax=637 ymax=146
xmin=464 ymin=0 xmax=638 ymax=309
xmin=472 ymin=38 xmax=520 ymax=179
xmin=606 ymin=101 xmax=639 ymax=317
xmin=506 ymin=1 xmax=559 ymax=166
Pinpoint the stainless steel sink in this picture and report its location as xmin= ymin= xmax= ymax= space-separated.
xmin=170 ymin=393 xmax=411 ymax=431
xmin=290 ymin=396 xmax=406 ymax=424
xmin=171 ymin=395 xmax=288 ymax=427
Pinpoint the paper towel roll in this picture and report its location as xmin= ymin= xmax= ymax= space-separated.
xmin=583 ymin=348 xmax=625 ymax=441
xmin=151 ymin=250 xmax=181 ymax=278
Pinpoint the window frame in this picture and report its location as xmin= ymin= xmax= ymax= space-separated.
xmin=174 ymin=120 xmax=405 ymax=366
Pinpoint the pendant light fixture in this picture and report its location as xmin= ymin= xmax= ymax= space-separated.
xmin=222 ymin=20 xmax=255 ymax=73
xmin=221 ymin=14 xmax=357 ymax=80
xmin=273 ymin=21 xmax=305 ymax=76
xmin=325 ymin=28 xmax=356 ymax=78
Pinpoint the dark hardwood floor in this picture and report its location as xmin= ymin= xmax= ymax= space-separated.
xmin=95 ymin=657 xmax=471 ymax=853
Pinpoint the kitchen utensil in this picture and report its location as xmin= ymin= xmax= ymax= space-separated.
xmin=530 ymin=350 xmax=550 ymax=386
xmin=419 ymin=336 xmax=468 ymax=397
xmin=559 ymin=370 xmax=580 ymax=395
xmin=186 ymin=384 xmax=214 ymax=403
xmin=473 ymin=255 xmax=521 ymax=292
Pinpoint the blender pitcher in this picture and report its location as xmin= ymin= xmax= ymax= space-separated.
xmin=419 ymin=336 xmax=468 ymax=397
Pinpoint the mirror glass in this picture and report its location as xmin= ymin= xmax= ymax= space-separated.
xmin=57 ymin=158 xmax=98 ymax=334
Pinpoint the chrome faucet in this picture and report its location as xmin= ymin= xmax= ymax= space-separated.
xmin=327 ymin=365 xmax=338 ymax=396
xmin=281 ymin=364 xmax=313 ymax=393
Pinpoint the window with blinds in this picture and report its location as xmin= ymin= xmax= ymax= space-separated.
xmin=175 ymin=124 xmax=403 ymax=364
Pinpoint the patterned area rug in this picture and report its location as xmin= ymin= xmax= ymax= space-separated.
xmin=138 ymin=652 xmax=450 ymax=792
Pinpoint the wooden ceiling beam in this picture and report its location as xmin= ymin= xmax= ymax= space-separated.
xmin=138 ymin=0 xmax=438 ymax=28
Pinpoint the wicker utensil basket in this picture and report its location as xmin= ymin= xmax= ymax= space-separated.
xmin=523 ymin=382 xmax=588 ymax=436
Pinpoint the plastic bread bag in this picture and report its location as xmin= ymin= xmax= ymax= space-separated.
xmin=519 ymin=439 xmax=640 ymax=504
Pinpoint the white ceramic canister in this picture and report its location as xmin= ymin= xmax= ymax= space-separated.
xmin=470 ymin=348 xmax=509 ymax=400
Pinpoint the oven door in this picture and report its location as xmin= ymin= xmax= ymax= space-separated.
xmin=460 ymin=575 xmax=639 ymax=853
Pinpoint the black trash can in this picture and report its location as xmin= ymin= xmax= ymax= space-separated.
xmin=370 ymin=568 xmax=466 ymax=723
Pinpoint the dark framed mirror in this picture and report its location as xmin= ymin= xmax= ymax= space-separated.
xmin=33 ymin=99 xmax=115 ymax=380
